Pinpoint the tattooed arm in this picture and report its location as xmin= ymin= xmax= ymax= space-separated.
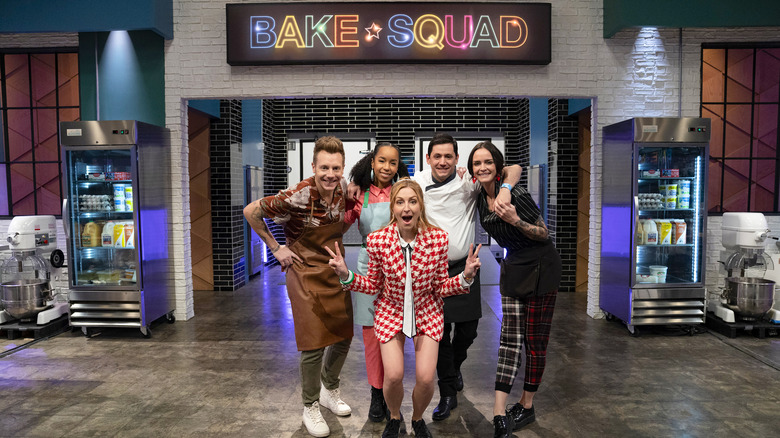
xmin=512 ymin=216 xmax=549 ymax=241
xmin=243 ymin=201 xmax=279 ymax=250
xmin=493 ymin=195 xmax=549 ymax=241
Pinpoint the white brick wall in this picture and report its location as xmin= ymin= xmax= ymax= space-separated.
xmin=0 ymin=33 xmax=78 ymax=47
xmin=4 ymin=1 xmax=780 ymax=321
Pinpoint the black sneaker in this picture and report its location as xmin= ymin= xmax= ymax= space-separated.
xmin=493 ymin=414 xmax=514 ymax=438
xmin=382 ymin=418 xmax=402 ymax=438
xmin=506 ymin=403 xmax=535 ymax=430
xmin=412 ymin=419 xmax=433 ymax=437
xmin=369 ymin=386 xmax=387 ymax=422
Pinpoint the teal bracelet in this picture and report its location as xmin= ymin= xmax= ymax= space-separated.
xmin=500 ymin=183 xmax=513 ymax=191
xmin=339 ymin=270 xmax=355 ymax=285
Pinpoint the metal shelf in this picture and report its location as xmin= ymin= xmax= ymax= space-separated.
xmin=77 ymin=179 xmax=132 ymax=184
xmin=75 ymin=211 xmax=134 ymax=220
xmin=638 ymin=177 xmax=695 ymax=182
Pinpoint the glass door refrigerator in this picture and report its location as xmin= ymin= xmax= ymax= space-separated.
xmin=600 ymin=118 xmax=710 ymax=334
xmin=60 ymin=120 xmax=174 ymax=337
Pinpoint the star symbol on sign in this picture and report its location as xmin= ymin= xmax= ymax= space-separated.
xmin=365 ymin=22 xmax=383 ymax=40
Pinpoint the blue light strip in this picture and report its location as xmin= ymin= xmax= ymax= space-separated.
xmin=693 ymin=155 xmax=702 ymax=282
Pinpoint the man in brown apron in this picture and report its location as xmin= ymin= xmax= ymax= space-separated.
xmin=244 ymin=136 xmax=353 ymax=438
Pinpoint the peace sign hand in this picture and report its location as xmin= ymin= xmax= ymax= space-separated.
xmin=324 ymin=243 xmax=351 ymax=281
xmin=463 ymin=243 xmax=482 ymax=278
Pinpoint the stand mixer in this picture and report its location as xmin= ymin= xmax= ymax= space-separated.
xmin=712 ymin=213 xmax=779 ymax=323
xmin=0 ymin=215 xmax=68 ymax=325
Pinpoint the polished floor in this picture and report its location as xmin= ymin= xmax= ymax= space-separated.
xmin=1 ymin=249 xmax=779 ymax=437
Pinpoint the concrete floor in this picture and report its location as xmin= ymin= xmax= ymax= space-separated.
xmin=1 ymin=249 xmax=779 ymax=437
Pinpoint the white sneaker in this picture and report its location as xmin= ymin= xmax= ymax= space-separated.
xmin=302 ymin=401 xmax=330 ymax=437
xmin=319 ymin=385 xmax=352 ymax=416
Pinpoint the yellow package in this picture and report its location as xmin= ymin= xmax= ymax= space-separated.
xmin=658 ymin=220 xmax=673 ymax=245
xmin=113 ymin=223 xmax=126 ymax=247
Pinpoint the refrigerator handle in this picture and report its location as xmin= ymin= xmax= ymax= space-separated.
xmin=633 ymin=196 xmax=639 ymax=242
xmin=62 ymin=199 xmax=70 ymax=240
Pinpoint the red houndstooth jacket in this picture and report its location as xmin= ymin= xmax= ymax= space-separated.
xmin=347 ymin=223 xmax=469 ymax=343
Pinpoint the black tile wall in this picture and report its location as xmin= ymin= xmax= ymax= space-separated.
xmin=548 ymin=99 xmax=578 ymax=293
xmin=210 ymin=100 xmax=246 ymax=291
xmin=260 ymin=97 xmax=529 ymax=265
xmin=516 ymin=99 xmax=531 ymax=187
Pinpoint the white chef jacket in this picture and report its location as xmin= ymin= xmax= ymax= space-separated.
xmin=413 ymin=169 xmax=480 ymax=261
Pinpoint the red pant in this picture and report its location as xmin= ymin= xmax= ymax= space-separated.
xmin=363 ymin=325 xmax=384 ymax=388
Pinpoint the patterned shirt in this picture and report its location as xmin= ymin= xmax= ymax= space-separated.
xmin=477 ymin=183 xmax=551 ymax=251
xmin=255 ymin=176 xmax=346 ymax=243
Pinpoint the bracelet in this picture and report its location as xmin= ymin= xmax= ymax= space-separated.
xmin=461 ymin=272 xmax=474 ymax=282
xmin=270 ymin=243 xmax=282 ymax=253
xmin=500 ymin=183 xmax=513 ymax=191
xmin=339 ymin=270 xmax=355 ymax=285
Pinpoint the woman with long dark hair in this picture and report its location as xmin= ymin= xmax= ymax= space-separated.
xmin=466 ymin=141 xmax=561 ymax=438
xmin=344 ymin=142 xmax=409 ymax=422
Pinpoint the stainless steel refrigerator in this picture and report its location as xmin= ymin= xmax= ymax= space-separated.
xmin=60 ymin=120 xmax=174 ymax=337
xmin=600 ymin=118 xmax=710 ymax=333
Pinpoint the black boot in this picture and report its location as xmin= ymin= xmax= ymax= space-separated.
xmin=493 ymin=414 xmax=515 ymax=438
xmin=382 ymin=418 xmax=402 ymax=438
xmin=506 ymin=403 xmax=535 ymax=430
xmin=368 ymin=386 xmax=387 ymax=422
xmin=412 ymin=419 xmax=433 ymax=437
xmin=431 ymin=395 xmax=457 ymax=421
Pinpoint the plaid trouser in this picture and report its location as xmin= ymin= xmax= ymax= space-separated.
xmin=495 ymin=288 xmax=558 ymax=394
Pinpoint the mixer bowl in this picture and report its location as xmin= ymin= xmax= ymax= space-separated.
xmin=724 ymin=277 xmax=775 ymax=320
xmin=1 ymin=279 xmax=52 ymax=320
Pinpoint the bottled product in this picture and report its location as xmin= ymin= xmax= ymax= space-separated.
xmin=81 ymin=221 xmax=101 ymax=247
xmin=101 ymin=222 xmax=116 ymax=247
xmin=673 ymin=220 xmax=687 ymax=244
xmin=124 ymin=224 xmax=135 ymax=248
xmin=677 ymin=180 xmax=691 ymax=195
xmin=636 ymin=220 xmax=644 ymax=244
xmin=657 ymin=220 xmax=673 ymax=245
xmin=643 ymin=219 xmax=658 ymax=245
xmin=113 ymin=222 xmax=127 ymax=247
xmin=114 ymin=184 xmax=125 ymax=200
xmin=125 ymin=185 xmax=133 ymax=212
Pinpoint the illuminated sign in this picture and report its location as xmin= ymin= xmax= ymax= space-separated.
xmin=226 ymin=2 xmax=551 ymax=65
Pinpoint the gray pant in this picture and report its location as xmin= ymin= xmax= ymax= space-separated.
xmin=300 ymin=338 xmax=352 ymax=405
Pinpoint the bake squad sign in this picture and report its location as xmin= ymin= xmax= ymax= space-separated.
xmin=226 ymin=2 xmax=551 ymax=65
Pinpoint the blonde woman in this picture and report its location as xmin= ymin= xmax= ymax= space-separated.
xmin=327 ymin=179 xmax=481 ymax=438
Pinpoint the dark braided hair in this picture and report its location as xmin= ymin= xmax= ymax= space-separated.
xmin=350 ymin=142 xmax=410 ymax=192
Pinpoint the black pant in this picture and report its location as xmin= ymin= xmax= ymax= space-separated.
xmin=436 ymin=318 xmax=479 ymax=397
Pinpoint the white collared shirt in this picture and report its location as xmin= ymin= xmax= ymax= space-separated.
xmin=413 ymin=169 xmax=480 ymax=261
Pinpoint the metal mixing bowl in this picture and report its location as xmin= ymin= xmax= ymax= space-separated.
xmin=1 ymin=279 xmax=52 ymax=320
xmin=724 ymin=277 xmax=775 ymax=320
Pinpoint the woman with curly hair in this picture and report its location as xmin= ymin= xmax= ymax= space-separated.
xmin=344 ymin=142 xmax=409 ymax=422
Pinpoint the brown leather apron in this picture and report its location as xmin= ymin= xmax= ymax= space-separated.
xmin=286 ymin=207 xmax=353 ymax=351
